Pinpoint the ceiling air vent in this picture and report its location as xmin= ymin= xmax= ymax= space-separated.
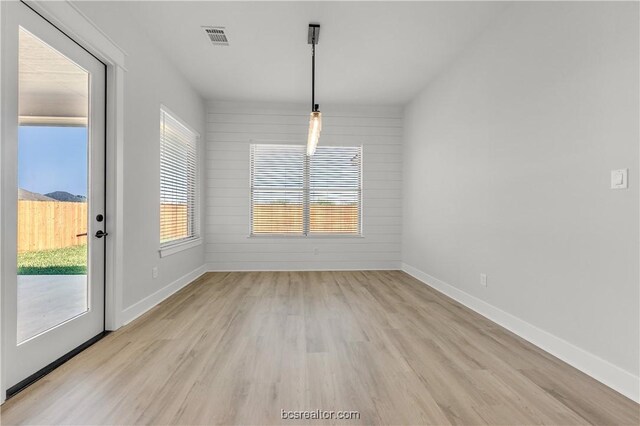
xmin=203 ymin=26 xmax=229 ymax=46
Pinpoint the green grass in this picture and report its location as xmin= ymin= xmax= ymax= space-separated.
xmin=18 ymin=244 xmax=87 ymax=275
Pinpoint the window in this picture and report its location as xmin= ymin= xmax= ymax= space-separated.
xmin=160 ymin=107 xmax=199 ymax=253
xmin=250 ymin=144 xmax=362 ymax=236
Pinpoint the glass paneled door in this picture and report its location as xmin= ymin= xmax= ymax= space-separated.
xmin=2 ymin=2 xmax=106 ymax=396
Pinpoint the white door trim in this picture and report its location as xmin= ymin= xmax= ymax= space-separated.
xmin=0 ymin=0 xmax=5 ymax=406
xmin=0 ymin=0 xmax=127 ymax=402
xmin=22 ymin=0 xmax=127 ymax=68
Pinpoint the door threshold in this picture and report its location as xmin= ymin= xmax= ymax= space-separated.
xmin=6 ymin=331 xmax=109 ymax=400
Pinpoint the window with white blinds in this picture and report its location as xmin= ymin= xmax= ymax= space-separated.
xmin=250 ymin=144 xmax=362 ymax=236
xmin=160 ymin=107 xmax=199 ymax=248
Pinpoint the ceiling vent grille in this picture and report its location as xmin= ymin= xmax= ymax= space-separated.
xmin=203 ymin=27 xmax=229 ymax=46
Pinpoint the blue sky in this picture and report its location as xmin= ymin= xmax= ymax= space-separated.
xmin=18 ymin=126 xmax=88 ymax=197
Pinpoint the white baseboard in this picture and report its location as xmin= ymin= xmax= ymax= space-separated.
xmin=206 ymin=262 xmax=401 ymax=272
xmin=401 ymin=263 xmax=640 ymax=403
xmin=206 ymin=267 xmax=400 ymax=272
xmin=206 ymin=261 xmax=401 ymax=272
xmin=120 ymin=265 xmax=207 ymax=326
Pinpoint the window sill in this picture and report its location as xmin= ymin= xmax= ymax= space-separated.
xmin=159 ymin=238 xmax=202 ymax=258
xmin=248 ymin=234 xmax=364 ymax=239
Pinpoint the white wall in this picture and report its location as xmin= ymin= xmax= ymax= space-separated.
xmin=74 ymin=3 xmax=206 ymax=312
xmin=403 ymin=0 xmax=639 ymax=394
xmin=205 ymin=102 xmax=402 ymax=271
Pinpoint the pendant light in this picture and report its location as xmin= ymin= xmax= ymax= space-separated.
xmin=307 ymin=24 xmax=321 ymax=156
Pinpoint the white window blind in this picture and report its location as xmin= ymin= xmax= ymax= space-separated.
xmin=250 ymin=144 xmax=362 ymax=236
xmin=308 ymin=146 xmax=362 ymax=234
xmin=160 ymin=108 xmax=199 ymax=248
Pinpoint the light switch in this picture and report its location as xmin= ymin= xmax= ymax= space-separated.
xmin=611 ymin=169 xmax=628 ymax=189
xmin=614 ymin=172 xmax=624 ymax=185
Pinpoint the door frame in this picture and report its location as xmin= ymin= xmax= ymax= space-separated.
xmin=0 ymin=0 xmax=127 ymax=403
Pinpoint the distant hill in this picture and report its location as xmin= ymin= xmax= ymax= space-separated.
xmin=44 ymin=191 xmax=87 ymax=203
xmin=18 ymin=188 xmax=56 ymax=201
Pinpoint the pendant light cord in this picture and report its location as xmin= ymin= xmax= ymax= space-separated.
xmin=311 ymin=41 xmax=316 ymax=112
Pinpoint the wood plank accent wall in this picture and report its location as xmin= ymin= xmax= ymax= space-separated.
xmin=205 ymin=102 xmax=403 ymax=271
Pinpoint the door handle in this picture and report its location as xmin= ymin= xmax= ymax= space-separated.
xmin=95 ymin=230 xmax=108 ymax=238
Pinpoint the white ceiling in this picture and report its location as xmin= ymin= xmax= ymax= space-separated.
xmin=79 ymin=1 xmax=509 ymax=105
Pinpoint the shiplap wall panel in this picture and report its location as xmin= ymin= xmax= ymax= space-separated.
xmin=205 ymin=101 xmax=402 ymax=271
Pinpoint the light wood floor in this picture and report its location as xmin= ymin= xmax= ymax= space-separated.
xmin=1 ymin=271 xmax=638 ymax=425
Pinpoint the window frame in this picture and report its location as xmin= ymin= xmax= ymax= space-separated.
xmin=249 ymin=143 xmax=363 ymax=238
xmin=159 ymin=105 xmax=201 ymax=257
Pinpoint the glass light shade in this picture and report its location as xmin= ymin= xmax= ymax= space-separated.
xmin=306 ymin=111 xmax=322 ymax=156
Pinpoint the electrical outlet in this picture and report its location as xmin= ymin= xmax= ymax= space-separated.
xmin=313 ymin=248 xmax=319 ymax=255
xmin=480 ymin=273 xmax=487 ymax=287
xmin=152 ymin=267 xmax=158 ymax=279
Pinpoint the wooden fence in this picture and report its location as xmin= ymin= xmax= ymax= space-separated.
xmin=19 ymin=201 xmax=193 ymax=252
xmin=252 ymin=204 xmax=359 ymax=234
xmin=160 ymin=203 xmax=189 ymax=242
xmin=310 ymin=205 xmax=359 ymax=233
xmin=18 ymin=200 xmax=87 ymax=252
xmin=18 ymin=201 xmax=359 ymax=252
